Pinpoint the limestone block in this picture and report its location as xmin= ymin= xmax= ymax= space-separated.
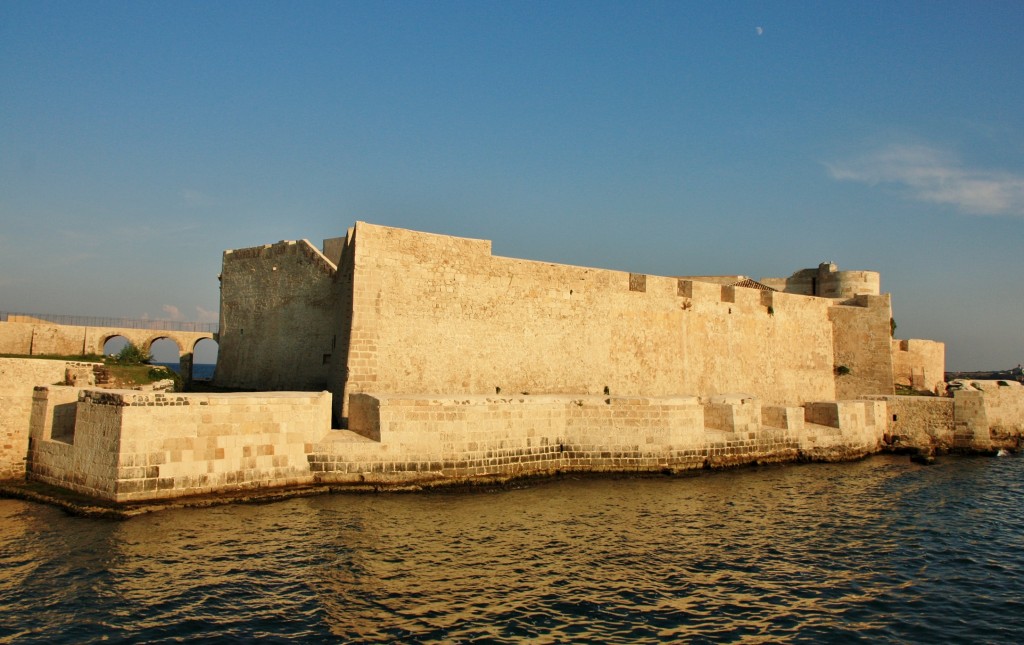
xmin=762 ymin=405 xmax=805 ymax=431
xmin=704 ymin=395 xmax=760 ymax=434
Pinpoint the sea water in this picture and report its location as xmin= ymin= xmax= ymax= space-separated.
xmin=2 ymin=454 xmax=1023 ymax=643
xmin=151 ymin=363 xmax=215 ymax=380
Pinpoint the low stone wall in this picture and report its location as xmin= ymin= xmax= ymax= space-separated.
xmin=953 ymin=381 xmax=1024 ymax=451
xmin=866 ymin=395 xmax=956 ymax=450
xmin=866 ymin=382 xmax=1024 ymax=453
xmin=28 ymin=388 xmax=331 ymax=502
xmin=311 ymin=394 xmax=887 ymax=484
xmin=0 ymin=358 xmax=99 ymax=481
xmin=16 ymin=382 xmax=1024 ymax=506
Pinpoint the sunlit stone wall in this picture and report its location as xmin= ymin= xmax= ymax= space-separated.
xmin=892 ymin=339 xmax=946 ymax=394
xmin=339 ymin=222 xmax=896 ymax=420
xmin=0 ymin=358 xmax=95 ymax=480
xmin=311 ymin=394 xmax=888 ymax=484
xmin=27 ymin=387 xmax=330 ymax=502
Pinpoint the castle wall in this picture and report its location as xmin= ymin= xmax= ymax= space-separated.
xmin=22 ymin=384 xmax=892 ymax=503
xmin=953 ymin=381 xmax=1024 ymax=451
xmin=760 ymin=268 xmax=817 ymax=295
xmin=311 ymin=393 xmax=887 ymax=483
xmin=892 ymin=339 xmax=946 ymax=393
xmin=327 ymin=231 xmax=356 ymax=426
xmin=829 ymin=295 xmax=896 ymax=400
xmin=27 ymin=387 xmax=330 ymax=502
xmin=0 ymin=358 xmax=87 ymax=480
xmin=865 ymin=383 xmax=1024 ymax=453
xmin=340 ymin=222 xmax=854 ymax=420
xmin=216 ymin=240 xmax=341 ymax=391
xmin=866 ymin=395 xmax=956 ymax=450
xmin=0 ymin=320 xmax=90 ymax=355
xmin=28 ymin=386 xmax=123 ymax=498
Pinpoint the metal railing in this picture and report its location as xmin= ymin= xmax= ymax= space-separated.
xmin=0 ymin=311 xmax=219 ymax=333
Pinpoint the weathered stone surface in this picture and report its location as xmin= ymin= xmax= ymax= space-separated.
xmin=26 ymin=386 xmax=330 ymax=502
xmin=0 ymin=358 xmax=99 ymax=481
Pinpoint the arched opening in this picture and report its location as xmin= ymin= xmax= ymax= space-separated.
xmin=102 ymin=335 xmax=131 ymax=358
xmin=148 ymin=338 xmax=182 ymax=373
xmin=192 ymin=338 xmax=219 ymax=381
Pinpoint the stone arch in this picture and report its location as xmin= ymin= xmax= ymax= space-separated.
xmin=191 ymin=337 xmax=219 ymax=381
xmin=101 ymin=334 xmax=132 ymax=358
xmin=143 ymin=335 xmax=182 ymax=359
xmin=147 ymin=336 xmax=183 ymax=373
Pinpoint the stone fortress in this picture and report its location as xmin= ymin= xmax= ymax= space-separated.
xmin=3 ymin=222 xmax=1022 ymax=506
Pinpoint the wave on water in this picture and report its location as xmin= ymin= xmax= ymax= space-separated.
xmin=2 ymin=455 xmax=1024 ymax=643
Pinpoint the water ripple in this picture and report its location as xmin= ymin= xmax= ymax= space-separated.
xmin=2 ymin=455 xmax=1024 ymax=643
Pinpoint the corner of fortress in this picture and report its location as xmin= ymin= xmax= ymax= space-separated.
xmin=8 ymin=221 xmax=1017 ymax=508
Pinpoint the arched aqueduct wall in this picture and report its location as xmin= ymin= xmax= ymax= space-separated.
xmin=0 ymin=319 xmax=215 ymax=374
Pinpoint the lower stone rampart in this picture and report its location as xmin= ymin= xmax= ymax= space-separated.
xmin=0 ymin=358 xmax=101 ymax=481
xmin=13 ymin=381 xmax=1024 ymax=506
xmin=867 ymin=381 xmax=1024 ymax=453
xmin=28 ymin=387 xmax=330 ymax=502
xmin=952 ymin=381 xmax=1024 ymax=451
xmin=869 ymin=395 xmax=956 ymax=451
xmin=311 ymin=394 xmax=887 ymax=485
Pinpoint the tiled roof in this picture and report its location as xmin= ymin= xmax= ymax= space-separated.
xmin=730 ymin=278 xmax=777 ymax=292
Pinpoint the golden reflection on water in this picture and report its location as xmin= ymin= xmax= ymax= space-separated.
xmin=295 ymin=461 xmax=911 ymax=642
xmin=3 ymin=455 xmax=1023 ymax=643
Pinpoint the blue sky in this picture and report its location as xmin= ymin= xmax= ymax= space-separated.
xmin=1 ymin=1 xmax=1022 ymax=370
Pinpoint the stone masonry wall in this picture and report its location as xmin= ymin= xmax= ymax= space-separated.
xmin=0 ymin=320 xmax=89 ymax=355
xmin=818 ymin=270 xmax=881 ymax=299
xmin=892 ymin=339 xmax=946 ymax=393
xmin=29 ymin=386 xmax=123 ymax=498
xmin=830 ymin=295 xmax=896 ymax=400
xmin=759 ymin=265 xmax=880 ymax=299
xmin=339 ymin=222 xmax=874 ymax=419
xmin=0 ymin=358 xmax=97 ymax=481
xmin=0 ymin=321 xmax=36 ymax=355
xmin=216 ymin=240 xmax=341 ymax=391
xmin=954 ymin=381 xmax=1024 ymax=451
xmin=312 ymin=393 xmax=886 ymax=484
xmin=865 ymin=395 xmax=956 ymax=451
xmin=28 ymin=388 xmax=331 ymax=502
xmin=865 ymin=384 xmax=1024 ymax=453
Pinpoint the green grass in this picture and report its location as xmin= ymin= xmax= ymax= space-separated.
xmin=105 ymin=364 xmax=182 ymax=390
xmin=0 ymin=352 xmax=181 ymax=390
